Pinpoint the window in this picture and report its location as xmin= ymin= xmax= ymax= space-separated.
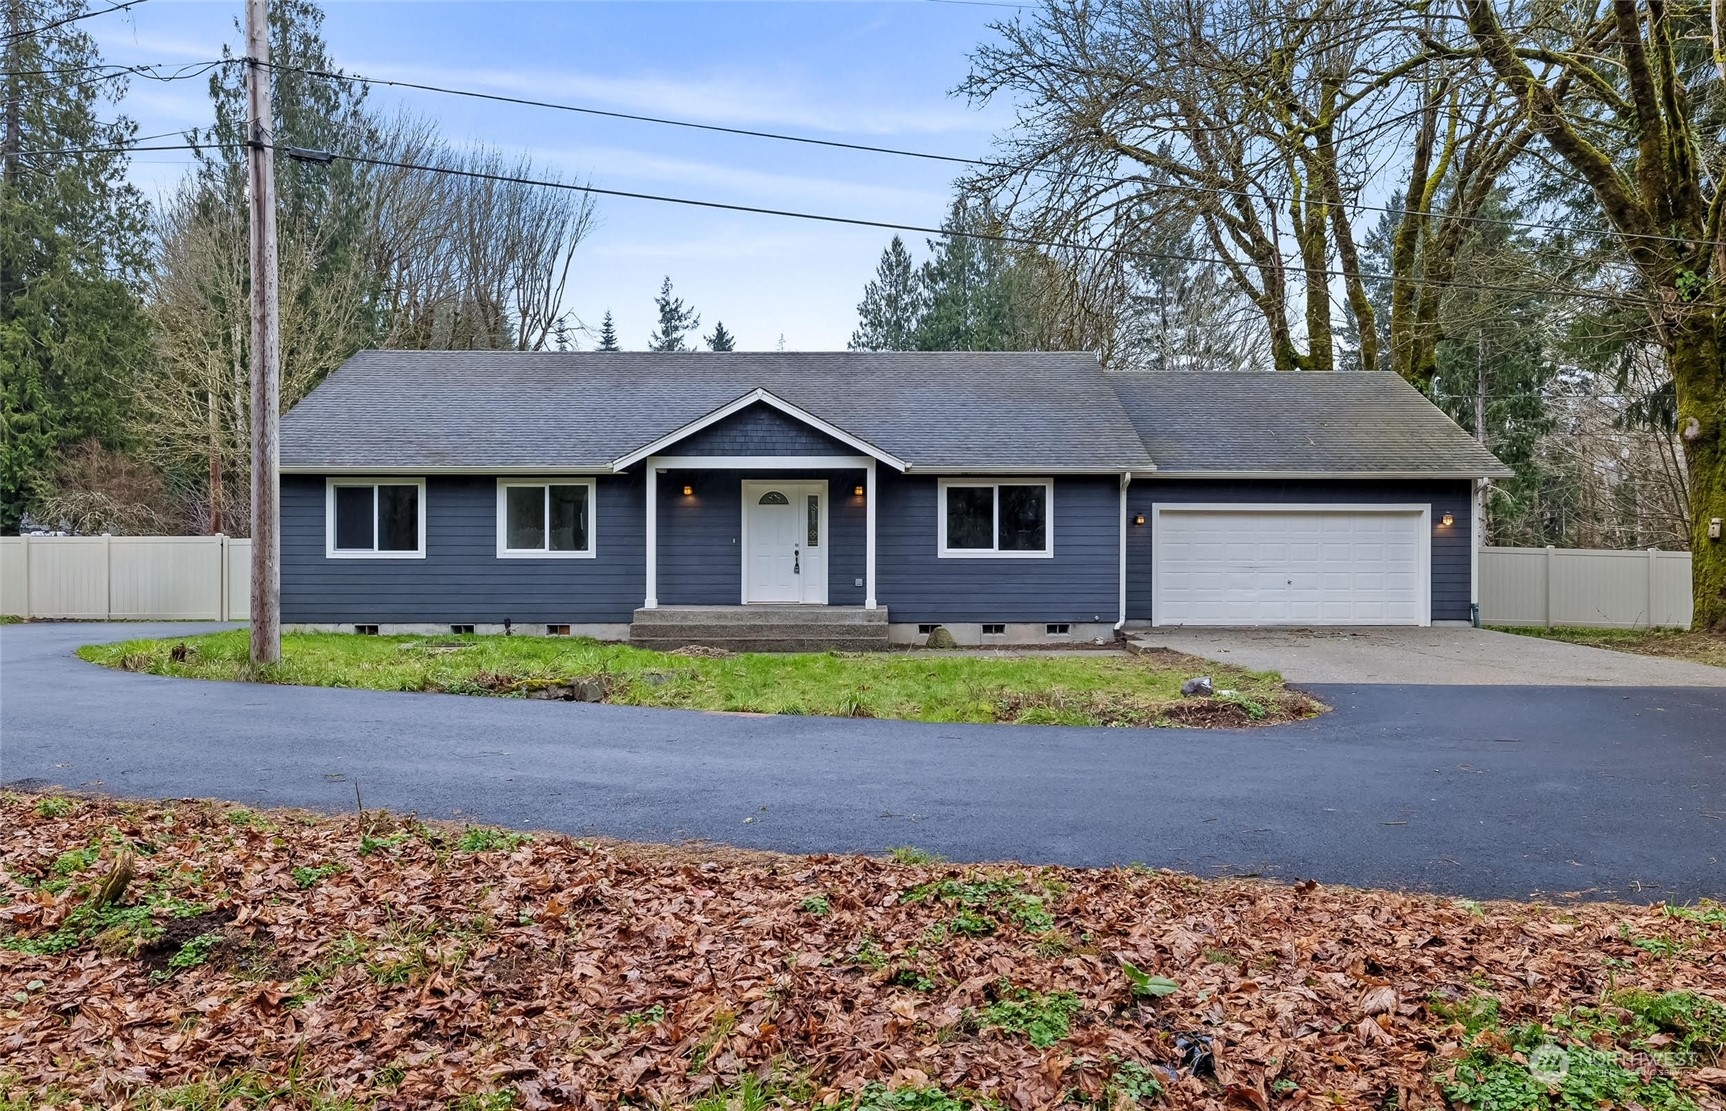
xmin=326 ymin=480 xmax=425 ymax=558
xmin=982 ymin=623 xmax=1006 ymax=636
xmin=354 ymin=624 xmax=379 ymax=636
xmin=1045 ymin=623 xmax=1071 ymax=636
xmin=546 ymin=624 xmax=570 ymax=636
xmin=497 ymin=480 xmax=595 ymax=558
xmin=450 ymin=624 xmax=475 ymax=635
xmin=937 ymin=480 xmax=1053 ymax=557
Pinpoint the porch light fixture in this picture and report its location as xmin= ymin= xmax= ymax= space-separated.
xmin=682 ymin=484 xmax=693 ymax=497
xmin=853 ymin=484 xmax=865 ymax=497
xmin=1133 ymin=513 xmax=1146 ymax=526
xmin=1441 ymin=513 xmax=1454 ymax=527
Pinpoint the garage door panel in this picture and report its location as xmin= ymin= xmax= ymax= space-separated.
xmin=1153 ymin=506 xmax=1428 ymax=627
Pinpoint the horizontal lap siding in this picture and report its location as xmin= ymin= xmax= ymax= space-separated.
xmin=876 ymin=474 xmax=1120 ymax=623
xmin=281 ymin=475 xmax=645 ymax=624
xmin=657 ymin=470 xmax=865 ymax=606
xmin=1125 ymin=479 xmax=1472 ymax=623
xmin=671 ymin=404 xmax=854 ymax=456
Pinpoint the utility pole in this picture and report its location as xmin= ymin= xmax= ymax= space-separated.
xmin=246 ymin=0 xmax=281 ymax=664
xmin=2 ymin=0 xmax=24 ymax=319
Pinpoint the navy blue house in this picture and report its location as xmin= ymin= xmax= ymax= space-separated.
xmin=277 ymin=351 xmax=1510 ymax=645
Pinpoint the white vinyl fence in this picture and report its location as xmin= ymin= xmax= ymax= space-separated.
xmin=0 ymin=535 xmax=251 ymax=621
xmin=1478 ymin=545 xmax=1691 ymax=629
xmin=0 ymin=535 xmax=1693 ymax=629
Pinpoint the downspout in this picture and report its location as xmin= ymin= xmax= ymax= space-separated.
xmin=1470 ymin=477 xmax=1487 ymax=627
xmin=1114 ymin=472 xmax=1131 ymax=635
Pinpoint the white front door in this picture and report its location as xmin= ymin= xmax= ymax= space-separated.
xmin=743 ymin=481 xmax=828 ymax=604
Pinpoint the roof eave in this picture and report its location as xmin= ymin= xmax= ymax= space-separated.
xmin=1135 ymin=468 xmax=1514 ymax=480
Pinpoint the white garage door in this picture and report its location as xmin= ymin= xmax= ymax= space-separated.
xmin=1152 ymin=504 xmax=1429 ymax=627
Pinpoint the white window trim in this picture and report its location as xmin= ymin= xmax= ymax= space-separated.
xmin=937 ymin=478 xmax=1055 ymax=559
xmin=495 ymin=478 xmax=598 ymax=559
xmin=324 ymin=477 xmax=427 ymax=559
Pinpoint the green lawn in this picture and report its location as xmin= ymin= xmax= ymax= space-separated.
xmin=1493 ymin=626 xmax=1726 ymax=669
xmin=77 ymin=631 xmax=1319 ymax=728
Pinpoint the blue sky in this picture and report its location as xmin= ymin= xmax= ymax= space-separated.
xmin=90 ymin=0 xmax=1022 ymax=349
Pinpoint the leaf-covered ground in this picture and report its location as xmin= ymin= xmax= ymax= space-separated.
xmin=3 ymin=794 xmax=1724 ymax=1111
xmin=75 ymin=632 xmax=1321 ymax=728
xmin=1491 ymin=627 xmax=1726 ymax=671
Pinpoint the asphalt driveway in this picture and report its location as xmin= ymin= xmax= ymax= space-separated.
xmin=1133 ymin=626 xmax=1726 ymax=686
xmin=2 ymin=622 xmax=1722 ymax=903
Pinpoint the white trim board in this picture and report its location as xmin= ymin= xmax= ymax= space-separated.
xmin=1137 ymin=470 xmax=1507 ymax=480
xmin=610 ymin=389 xmax=908 ymax=472
xmin=1148 ymin=502 xmax=1432 ymax=627
xmin=494 ymin=478 xmax=598 ymax=559
xmin=936 ymin=477 xmax=1056 ymax=559
xmin=324 ymin=477 xmax=428 ymax=560
xmin=650 ymin=455 xmax=873 ymax=471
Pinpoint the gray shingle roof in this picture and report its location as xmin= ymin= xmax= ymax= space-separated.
xmin=281 ymin=350 xmax=1154 ymax=472
xmin=1107 ymin=371 xmax=1513 ymax=477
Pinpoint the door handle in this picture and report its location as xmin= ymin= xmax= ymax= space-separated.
xmin=793 ymin=546 xmax=801 ymax=574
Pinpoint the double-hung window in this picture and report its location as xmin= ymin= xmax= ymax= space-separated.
xmin=938 ymin=479 xmax=1053 ymax=557
xmin=497 ymin=479 xmax=595 ymax=558
xmin=326 ymin=479 xmax=425 ymax=558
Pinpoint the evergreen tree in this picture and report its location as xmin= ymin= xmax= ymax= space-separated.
xmin=849 ymin=235 xmax=923 ymax=350
xmin=648 ymin=277 xmax=699 ymax=352
xmin=595 ymin=310 xmax=621 ymax=351
xmin=0 ymin=0 xmax=154 ymax=531
xmin=913 ymin=200 xmax=1033 ymax=352
xmin=705 ymin=321 xmax=736 ymax=351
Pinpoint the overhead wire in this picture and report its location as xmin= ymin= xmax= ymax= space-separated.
xmin=16 ymin=132 xmax=1687 ymax=307
xmin=262 ymin=58 xmax=1726 ymax=254
xmin=2 ymin=0 xmax=148 ymax=43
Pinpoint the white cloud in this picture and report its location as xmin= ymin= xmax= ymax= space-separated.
xmin=346 ymin=58 xmax=995 ymax=139
xmin=502 ymin=141 xmax=950 ymax=217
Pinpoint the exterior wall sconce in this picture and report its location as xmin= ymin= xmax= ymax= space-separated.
xmin=1133 ymin=513 xmax=1146 ymax=526
xmin=682 ymin=484 xmax=693 ymax=497
xmin=1441 ymin=513 xmax=1454 ymax=527
xmin=854 ymin=484 xmax=865 ymax=497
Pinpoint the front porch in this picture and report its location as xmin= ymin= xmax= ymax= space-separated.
xmin=628 ymin=604 xmax=890 ymax=652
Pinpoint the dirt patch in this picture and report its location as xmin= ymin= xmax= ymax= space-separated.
xmin=136 ymin=909 xmax=235 ymax=973
xmin=669 ymin=644 xmax=735 ymax=659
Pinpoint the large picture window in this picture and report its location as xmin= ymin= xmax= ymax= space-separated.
xmin=497 ymin=479 xmax=595 ymax=558
xmin=938 ymin=479 xmax=1053 ymax=557
xmin=325 ymin=480 xmax=425 ymax=558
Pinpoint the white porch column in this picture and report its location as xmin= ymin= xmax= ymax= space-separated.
xmin=644 ymin=459 xmax=659 ymax=608
xmin=864 ymin=458 xmax=877 ymax=610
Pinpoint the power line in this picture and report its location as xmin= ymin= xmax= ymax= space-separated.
xmin=3 ymin=0 xmax=148 ymax=44
xmin=274 ymin=141 xmax=1710 ymax=310
xmin=20 ymin=134 xmax=1708 ymax=308
xmin=265 ymin=58 xmax=1725 ymax=254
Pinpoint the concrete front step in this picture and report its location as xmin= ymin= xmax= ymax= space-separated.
xmin=631 ymin=605 xmax=887 ymax=627
xmin=629 ymin=605 xmax=892 ymax=652
xmin=630 ymin=622 xmax=889 ymax=640
xmin=630 ymin=634 xmax=892 ymax=654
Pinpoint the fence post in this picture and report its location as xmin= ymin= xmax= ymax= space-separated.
xmin=216 ymin=534 xmax=228 ymax=621
xmin=1647 ymin=547 xmax=1658 ymax=629
xmin=20 ymin=534 xmax=30 ymax=619
xmin=101 ymin=533 xmax=113 ymax=621
xmin=1543 ymin=545 xmax=1555 ymax=628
